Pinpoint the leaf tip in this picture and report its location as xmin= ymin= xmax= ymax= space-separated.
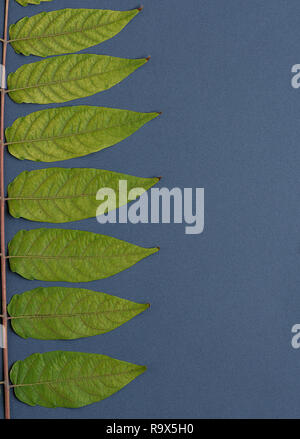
xmin=145 ymin=55 xmax=151 ymax=62
xmin=140 ymin=365 xmax=147 ymax=374
xmin=156 ymin=246 xmax=160 ymax=251
xmin=137 ymin=5 xmax=144 ymax=12
xmin=156 ymin=176 xmax=162 ymax=181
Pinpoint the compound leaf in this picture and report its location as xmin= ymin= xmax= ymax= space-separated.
xmin=8 ymin=287 xmax=149 ymax=340
xmin=16 ymin=0 xmax=53 ymax=6
xmin=8 ymin=228 xmax=159 ymax=282
xmin=7 ymin=54 xmax=148 ymax=104
xmin=7 ymin=168 xmax=159 ymax=223
xmin=6 ymin=106 xmax=159 ymax=162
xmin=10 ymin=8 xmax=140 ymax=57
xmin=10 ymin=351 xmax=146 ymax=408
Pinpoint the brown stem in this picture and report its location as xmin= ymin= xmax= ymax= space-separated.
xmin=1 ymin=0 xmax=10 ymax=420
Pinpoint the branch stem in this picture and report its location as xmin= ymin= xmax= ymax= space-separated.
xmin=1 ymin=0 xmax=10 ymax=420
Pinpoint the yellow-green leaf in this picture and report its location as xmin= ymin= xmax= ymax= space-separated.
xmin=7 ymin=168 xmax=159 ymax=223
xmin=8 ymin=228 xmax=159 ymax=282
xmin=10 ymin=351 xmax=146 ymax=408
xmin=7 ymin=54 xmax=148 ymax=104
xmin=6 ymin=106 xmax=159 ymax=162
xmin=9 ymin=8 xmax=141 ymax=57
xmin=8 ymin=287 xmax=149 ymax=339
xmin=16 ymin=0 xmax=53 ymax=6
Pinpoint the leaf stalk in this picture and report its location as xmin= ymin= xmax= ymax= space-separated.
xmin=1 ymin=0 xmax=11 ymax=420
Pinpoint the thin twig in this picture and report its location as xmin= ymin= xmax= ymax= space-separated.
xmin=1 ymin=0 xmax=10 ymax=421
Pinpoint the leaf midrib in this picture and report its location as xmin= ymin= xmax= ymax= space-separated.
xmin=6 ymin=119 xmax=150 ymax=146
xmin=11 ymin=367 xmax=143 ymax=388
xmin=7 ymin=193 xmax=100 ymax=201
xmin=9 ymin=14 xmax=135 ymax=44
xmin=8 ymin=253 xmax=151 ymax=260
xmin=9 ymin=306 xmax=145 ymax=320
xmin=8 ymin=64 xmax=143 ymax=94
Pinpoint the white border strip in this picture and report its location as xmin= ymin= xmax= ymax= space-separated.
xmin=0 ymin=65 xmax=6 ymax=89
xmin=0 ymin=324 xmax=6 ymax=349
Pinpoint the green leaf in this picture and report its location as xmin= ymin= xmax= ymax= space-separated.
xmin=10 ymin=8 xmax=140 ymax=57
xmin=10 ymin=351 xmax=146 ymax=408
xmin=7 ymin=168 xmax=159 ymax=223
xmin=16 ymin=0 xmax=53 ymax=6
xmin=8 ymin=287 xmax=149 ymax=340
xmin=8 ymin=228 xmax=159 ymax=282
xmin=6 ymin=106 xmax=159 ymax=162
xmin=7 ymin=54 xmax=148 ymax=104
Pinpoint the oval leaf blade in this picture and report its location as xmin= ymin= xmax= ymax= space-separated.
xmin=10 ymin=8 xmax=140 ymax=57
xmin=10 ymin=351 xmax=146 ymax=408
xmin=16 ymin=0 xmax=53 ymax=6
xmin=8 ymin=228 xmax=159 ymax=282
xmin=7 ymin=54 xmax=148 ymax=104
xmin=6 ymin=106 xmax=159 ymax=162
xmin=7 ymin=168 xmax=159 ymax=223
xmin=8 ymin=287 xmax=149 ymax=340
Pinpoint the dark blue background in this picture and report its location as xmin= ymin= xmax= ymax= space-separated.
xmin=1 ymin=0 xmax=300 ymax=419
